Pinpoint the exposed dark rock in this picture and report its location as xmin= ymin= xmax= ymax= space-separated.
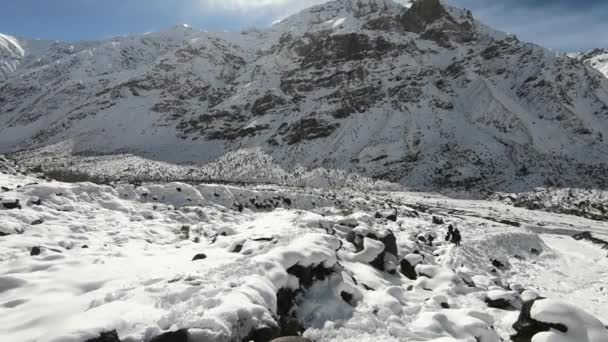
xmin=375 ymin=209 xmax=397 ymax=222
xmin=150 ymin=329 xmax=189 ymax=342
xmin=30 ymin=246 xmax=42 ymax=256
xmin=231 ymin=243 xmax=244 ymax=253
xmin=82 ymin=245 xmax=89 ymax=249
xmin=192 ymin=253 xmax=207 ymax=261
xmin=340 ymin=291 xmax=356 ymax=306
xmin=0 ymin=231 xmax=9 ymax=237
xmin=252 ymin=92 xmax=287 ymax=116
xmin=530 ymin=248 xmax=540 ymax=255
xmin=31 ymin=219 xmax=44 ymax=225
xmin=2 ymin=199 xmax=21 ymax=210
xmin=283 ymin=117 xmax=340 ymax=145
xmin=30 ymin=198 xmax=42 ymax=206
xmin=400 ymin=258 xmax=418 ymax=280
xmin=511 ymin=300 xmax=568 ymax=342
xmin=500 ymin=219 xmax=521 ymax=227
xmin=491 ymin=259 xmax=506 ymax=269
xmin=1 ymin=186 xmax=10 ymax=192
xmin=242 ymin=325 xmax=280 ymax=342
xmin=572 ymin=231 xmax=608 ymax=250
xmin=432 ymin=216 xmax=444 ymax=225
xmin=440 ymin=302 xmax=450 ymax=309
xmin=485 ymin=297 xmax=516 ymax=310
xmin=84 ymin=330 xmax=121 ymax=342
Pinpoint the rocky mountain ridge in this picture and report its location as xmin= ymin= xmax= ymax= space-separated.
xmin=1 ymin=0 xmax=608 ymax=192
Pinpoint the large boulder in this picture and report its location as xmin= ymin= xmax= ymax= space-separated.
xmin=84 ymin=330 xmax=121 ymax=342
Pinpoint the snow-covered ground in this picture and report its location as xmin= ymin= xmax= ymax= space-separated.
xmin=1 ymin=159 xmax=608 ymax=342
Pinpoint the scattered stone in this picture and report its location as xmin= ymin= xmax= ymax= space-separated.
xmin=31 ymin=219 xmax=44 ymax=226
xmin=0 ymin=231 xmax=9 ymax=236
xmin=82 ymin=245 xmax=89 ymax=249
xmin=30 ymin=246 xmax=42 ymax=256
xmin=400 ymin=254 xmax=423 ymax=280
xmin=192 ymin=253 xmax=207 ymax=261
xmin=84 ymin=330 xmax=121 ymax=342
xmin=375 ymin=209 xmax=397 ymax=222
xmin=176 ymin=187 xmax=182 ymax=192
xmin=150 ymin=329 xmax=189 ymax=342
xmin=30 ymin=198 xmax=42 ymax=206
xmin=1 ymin=186 xmax=10 ymax=192
xmin=530 ymin=248 xmax=540 ymax=255
xmin=432 ymin=216 xmax=444 ymax=225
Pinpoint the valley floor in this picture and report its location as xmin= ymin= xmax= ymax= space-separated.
xmin=1 ymin=164 xmax=607 ymax=342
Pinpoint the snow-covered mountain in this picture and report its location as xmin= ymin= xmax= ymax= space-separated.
xmin=574 ymin=48 xmax=608 ymax=78
xmin=1 ymin=0 xmax=608 ymax=191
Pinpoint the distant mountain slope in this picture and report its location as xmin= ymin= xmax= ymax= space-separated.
xmin=574 ymin=48 xmax=608 ymax=78
xmin=1 ymin=0 xmax=608 ymax=191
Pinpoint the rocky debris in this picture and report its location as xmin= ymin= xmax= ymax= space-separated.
xmin=84 ymin=330 xmax=121 ymax=342
xmin=491 ymin=259 xmax=508 ymax=270
xmin=511 ymin=300 xmax=568 ymax=342
xmin=30 ymin=246 xmax=42 ymax=256
xmin=191 ymin=253 xmax=207 ymax=261
xmin=149 ymin=329 xmax=189 ymax=342
xmin=432 ymin=216 xmax=444 ymax=225
xmin=31 ymin=219 xmax=44 ymax=226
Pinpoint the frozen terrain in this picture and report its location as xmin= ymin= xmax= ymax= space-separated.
xmin=2 ymin=157 xmax=607 ymax=342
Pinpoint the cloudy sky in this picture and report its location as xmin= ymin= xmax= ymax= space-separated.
xmin=1 ymin=0 xmax=606 ymax=51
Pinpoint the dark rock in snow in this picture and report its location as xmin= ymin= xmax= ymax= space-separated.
xmin=31 ymin=219 xmax=44 ymax=225
xmin=511 ymin=300 xmax=568 ymax=342
xmin=375 ymin=209 xmax=397 ymax=222
xmin=491 ymin=259 xmax=506 ymax=269
xmin=192 ymin=253 xmax=207 ymax=261
xmin=340 ymin=291 xmax=356 ymax=306
xmin=243 ymin=325 xmax=280 ymax=342
xmin=432 ymin=216 xmax=444 ymax=225
xmin=150 ymin=329 xmax=189 ymax=342
xmin=231 ymin=243 xmax=244 ymax=253
xmin=82 ymin=245 xmax=89 ymax=249
xmin=486 ymin=297 xmax=515 ymax=310
xmin=30 ymin=246 xmax=42 ymax=256
xmin=30 ymin=198 xmax=42 ymax=206
xmin=2 ymin=199 xmax=21 ymax=210
xmin=0 ymin=231 xmax=9 ymax=236
xmin=1 ymin=186 xmax=10 ymax=192
xmin=84 ymin=330 xmax=121 ymax=342
xmin=400 ymin=259 xmax=418 ymax=280
xmin=530 ymin=248 xmax=540 ymax=255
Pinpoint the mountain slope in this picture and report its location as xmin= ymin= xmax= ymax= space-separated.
xmin=574 ymin=48 xmax=608 ymax=78
xmin=1 ymin=0 xmax=608 ymax=191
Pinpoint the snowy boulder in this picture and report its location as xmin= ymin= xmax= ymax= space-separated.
xmin=1 ymin=199 xmax=21 ymax=209
xmin=521 ymin=290 xmax=540 ymax=302
xmin=84 ymin=330 xmax=121 ymax=342
xmin=410 ymin=309 xmax=500 ymax=342
xmin=512 ymin=298 xmax=608 ymax=342
xmin=484 ymin=289 xmax=522 ymax=310
xmin=400 ymin=253 xmax=423 ymax=280
xmin=432 ymin=216 xmax=444 ymax=225
xmin=375 ymin=208 xmax=397 ymax=222
xmin=150 ymin=329 xmax=189 ymax=342
xmin=345 ymin=228 xmax=398 ymax=272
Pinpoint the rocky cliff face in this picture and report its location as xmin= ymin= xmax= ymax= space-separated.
xmin=575 ymin=48 xmax=608 ymax=78
xmin=1 ymin=0 xmax=608 ymax=191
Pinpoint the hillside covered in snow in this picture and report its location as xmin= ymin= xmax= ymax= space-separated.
xmin=1 ymin=0 xmax=608 ymax=191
